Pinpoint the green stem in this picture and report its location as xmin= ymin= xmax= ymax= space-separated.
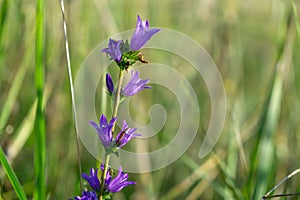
xmin=99 ymin=69 xmax=124 ymax=199
xmin=34 ymin=0 xmax=46 ymax=198
xmin=99 ymin=153 xmax=111 ymax=200
xmin=112 ymin=70 xmax=124 ymax=130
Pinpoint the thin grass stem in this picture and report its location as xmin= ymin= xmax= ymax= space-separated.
xmin=261 ymin=168 xmax=300 ymax=199
xmin=60 ymin=0 xmax=83 ymax=191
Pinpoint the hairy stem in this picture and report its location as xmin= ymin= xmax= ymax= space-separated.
xmin=112 ymin=70 xmax=125 ymax=128
xmin=99 ymin=153 xmax=111 ymax=200
xmin=99 ymin=69 xmax=124 ymax=199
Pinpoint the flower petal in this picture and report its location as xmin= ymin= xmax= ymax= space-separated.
xmin=122 ymin=70 xmax=150 ymax=97
xmin=102 ymin=39 xmax=123 ymax=62
xmin=74 ymin=190 xmax=97 ymax=200
xmin=130 ymin=15 xmax=160 ymax=50
xmin=115 ymin=120 xmax=141 ymax=148
xmin=89 ymin=114 xmax=117 ymax=149
xmin=107 ymin=166 xmax=136 ymax=193
xmin=81 ymin=168 xmax=100 ymax=191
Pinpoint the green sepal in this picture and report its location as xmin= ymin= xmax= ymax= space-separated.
xmin=98 ymin=190 xmax=112 ymax=200
xmin=118 ymin=50 xmax=140 ymax=71
xmin=104 ymin=142 xmax=119 ymax=157
xmin=102 ymin=193 xmax=112 ymax=200
xmin=119 ymin=40 xmax=131 ymax=53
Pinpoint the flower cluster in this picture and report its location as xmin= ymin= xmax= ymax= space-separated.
xmin=106 ymin=70 xmax=151 ymax=97
xmin=89 ymin=114 xmax=141 ymax=153
xmin=72 ymin=15 xmax=158 ymax=200
xmin=74 ymin=166 xmax=135 ymax=199
xmin=102 ymin=15 xmax=160 ymax=70
xmin=74 ymin=190 xmax=97 ymax=200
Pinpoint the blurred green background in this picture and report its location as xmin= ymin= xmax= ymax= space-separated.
xmin=1 ymin=0 xmax=300 ymax=199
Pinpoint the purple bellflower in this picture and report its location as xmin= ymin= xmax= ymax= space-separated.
xmin=90 ymin=114 xmax=140 ymax=151
xmin=80 ymin=166 xmax=135 ymax=195
xmin=100 ymin=164 xmax=112 ymax=186
xmin=101 ymin=15 xmax=160 ymax=69
xmin=89 ymin=114 xmax=117 ymax=150
xmin=106 ymin=71 xmax=150 ymax=97
xmin=107 ymin=166 xmax=136 ymax=193
xmin=81 ymin=168 xmax=101 ymax=191
xmin=122 ymin=70 xmax=151 ymax=97
xmin=130 ymin=15 xmax=160 ymax=50
xmin=106 ymin=73 xmax=114 ymax=95
xmin=115 ymin=120 xmax=141 ymax=148
xmin=101 ymin=39 xmax=123 ymax=63
xmin=74 ymin=190 xmax=97 ymax=200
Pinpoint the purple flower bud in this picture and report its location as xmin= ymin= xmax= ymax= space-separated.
xmin=101 ymin=39 xmax=123 ymax=62
xmin=106 ymin=73 xmax=114 ymax=94
xmin=122 ymin=70 xmax=151 ymax=97
xmin=130 ymin=15 xmax=160 ymax=50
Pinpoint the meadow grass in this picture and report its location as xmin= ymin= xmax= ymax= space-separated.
xmin=0 ymin=146 xmax=27 ymax=199
xmin=34 ymin=0 xmax=46 ymax=199
xmin=0 ymin=0 xmax=300 ymax=199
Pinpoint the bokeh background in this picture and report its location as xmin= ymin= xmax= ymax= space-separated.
xmin=1 ymin=0 xmax=300 ymax=199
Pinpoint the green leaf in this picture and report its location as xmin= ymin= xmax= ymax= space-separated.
xmin=0 ymin=146 xmax=27 ymax=200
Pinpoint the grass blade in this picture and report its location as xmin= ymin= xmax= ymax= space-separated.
xmin=0 ymin=7 xmax=35 ymax=135
xmin=34 ymin=0 xmax=46 ymax=198
xmin=0 ymin=57 xmax=31 ymax=135
xmin=161 ymin=155 xmax=221 ymax=200
xmin=292 ymin=0 xmax=300 ymax=45
xmin=6 ymin=86 xmax=51 ymax=164
xmin=0 ymin=0 xmax=9 ymax=42
xmin=251 ymin=11 xmax=295 ymax=199
xmin=0 ymin=146 xmax=27 ymax=200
